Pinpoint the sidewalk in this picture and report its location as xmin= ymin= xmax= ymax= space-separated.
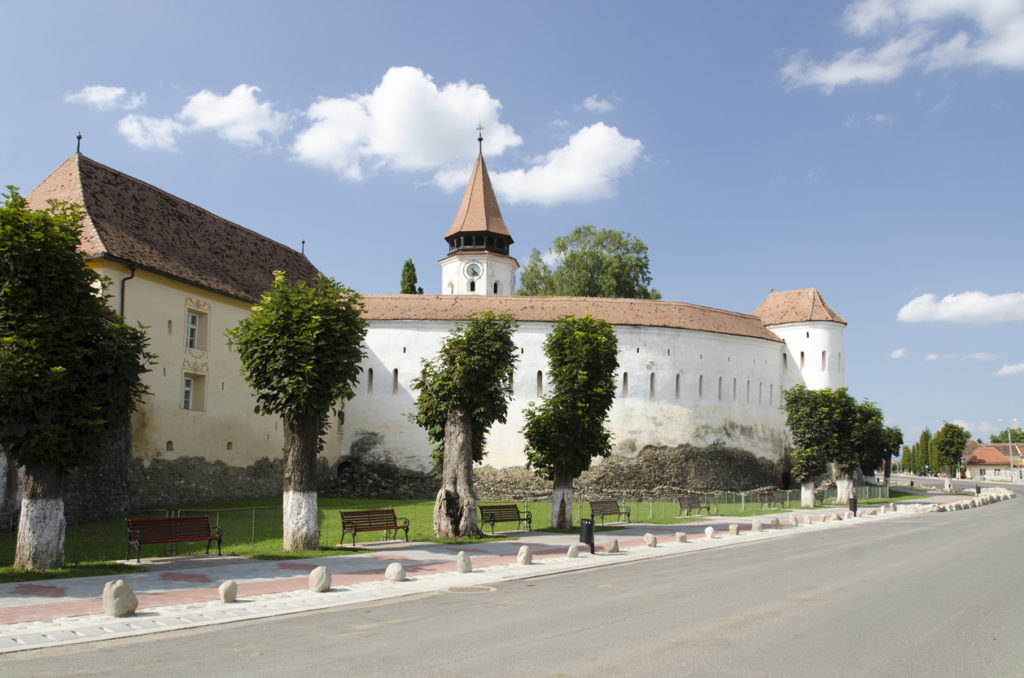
xmin=0 ymin=494 xmax=981 ymax=653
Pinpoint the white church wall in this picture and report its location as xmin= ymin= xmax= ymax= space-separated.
xmin=337 ymin=319 xmax=792 ymax=472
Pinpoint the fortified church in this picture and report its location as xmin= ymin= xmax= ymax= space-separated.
xmin=7 ymin=145 xmax=847 ymax=506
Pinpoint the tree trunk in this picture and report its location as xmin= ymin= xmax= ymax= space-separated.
xmin=801 ymin=480 xmax=815 ymax=508
xmin=836 ymin=475 xmax=854 ymax=504
xmin=282 ymin=413 xmax=321 ymax=551
xmin=551 ymin=468 xmax=574 ymax=529
xmin=883 ymin=457 xmax=891 ymax=483
xmin=433 ymin=406 xmax=479 ymax=538
xmin=14 ymin=462 xmax=66 ymax=570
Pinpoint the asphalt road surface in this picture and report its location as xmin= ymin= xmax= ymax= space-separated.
xmin=9 ymin=500 xmax=1024 ymax=677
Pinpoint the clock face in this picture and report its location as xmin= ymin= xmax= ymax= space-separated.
xmin=464 ymin=261 xmax=482 ymax=280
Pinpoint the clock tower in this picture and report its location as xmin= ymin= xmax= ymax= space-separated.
xmin=440 ymin=135 xmax=518 ymax=295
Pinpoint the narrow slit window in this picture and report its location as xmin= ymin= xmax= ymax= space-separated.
xmin=649 ymin=373 xmax=655 ymax=400
xmin=367 ymin=368 xmax=374 ymax=396
xmin=622 ymin=372 xmax=629 ymax=398
xmin=675 ymin=373 xmax=681 ymax=401
xmin=392 ymin=369 xmax=399 ymax=396
xmin=536 ymin=370 xmax=543 ymax=397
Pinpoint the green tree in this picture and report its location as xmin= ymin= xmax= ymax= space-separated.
xmin=411 ymin=312 xmax=518 ymax=537
xmin=517 ymin=225 xmax=661 ymax=299
xmin=522 ymin=315 xmax=619 ymax=528
xmin=932 ymin=422 xmax=971 ymax=479
xmin=400 ymin=258 xmax=423 ymax=294
xmin=880 ymin=425 xmax=903 ymax=480
xmin=227 ymin=271 xmax=367 ymax=551
xmin=0 ymin=188 xmax=151 ymax=569
xmin=851 ymin=400 xmax=885 ymax=474
xmin=990 ymin=427 xmax=1023 ymax=444
xmin=783 ymin=384 xmax=856 ymax=505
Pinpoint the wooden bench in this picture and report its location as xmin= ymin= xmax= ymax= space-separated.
xmin=478 ymin=504 xmax=532 ymax=534
xmin=759 ymin=491 xmax=785 ymax=509
xmin=125 ymin=515 xmax=222 ymax=562
xmin=589 ymin=499 xmax=630 ymax=524
xmin=678 ymin=495 xmax=711 ymax=516
xmin=340 ymin=508 xmax=410 ymax=546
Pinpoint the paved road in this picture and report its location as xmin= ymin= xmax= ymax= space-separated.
xmin=6 ymin=496 xmax=1022 ymax=677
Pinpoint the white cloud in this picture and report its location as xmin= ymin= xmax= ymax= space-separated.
xmin=179 ymin=85 xmax=288 ymax=147
xmin=890 ymin=348 xmax=907 ymax=358
xmin=924 ymin=353 xmax=954 ymax=361
xmin=931 ymin=94 xmax=952 ymax=111
xmin=870 ymin=113 xmax=895 ymax=124
xmin=964 ymin=352 xmax=998 ymax=361
xmin=897 ymin=291 xmax=1024 ymax=323
xmin=65 ymin=85 xmax=145 ymax=111
xmin=117 ymin=115 xmax=184 ymax=150
xmin=491 ymin=123 xmax=644 ymax=206
xmin=292 ymin=66 xmax=522 ymax=179
xmin=995 ymin=363 xmax=1024 ymax=376
xmin=581 ymin=94 xmax=614 ymax=113
xmin=782 ymin=0 xmax=1024 ymax=92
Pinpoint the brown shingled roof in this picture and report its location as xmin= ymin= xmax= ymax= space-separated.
xmin=752 ymin=288 xmax=846 ymax=326
xmin=26 ymin=154 xmax=319 ymax=303
xmin=363 ymin=295 xmax=782 ymax=342
xmin=964 ymin=446 xmax=1009 ymax=465
xmin=443 ymin=153 xmax=511 ymax=240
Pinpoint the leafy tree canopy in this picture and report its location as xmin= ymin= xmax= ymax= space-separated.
xmin=932 ymin=422 xmax=971 ymax=473
xmin=522 ymin=315 xmax=619 ymax=479
xmin=517 ymin=225 xmax=661 ymax=299
xmin=411 ymin=312 xmax=518 ymax=468
xmin=990 ymin=427 xmax=1024 ymax=444
xmin=0 ymin=187 xmax=152 ymax=469
xmin=400 ymin=258 xmax=423 ymax=294
xmin=783 ymin=384 xmax=856 ymax=481
xmin=227 ymin=271 xmax=367 ymax=443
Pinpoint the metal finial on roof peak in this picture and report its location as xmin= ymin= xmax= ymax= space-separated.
xmin=76 ymin=132 xmax=82 ymax=154
xmin=476 ymin=124 xmax=484 ymax=154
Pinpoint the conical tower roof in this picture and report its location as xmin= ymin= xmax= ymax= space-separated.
xmin=753 ymin=288 xmax=846 ymax=326
xmin=444 ymin=152 xmax=512 ymax=241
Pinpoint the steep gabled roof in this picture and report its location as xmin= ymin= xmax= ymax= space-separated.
xmin=363 ymin=295 xmax=783 ymax=342
xmin=26 ymin=153 xmax=319 ymax=303
xmin=443 ymin=153 xmax=511 ymax=240
xmin=753 ymin=288 xmax=846 ymax=326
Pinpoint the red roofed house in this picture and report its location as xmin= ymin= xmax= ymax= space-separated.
xmin=963 ymin=441 xmax=1022 ymax=481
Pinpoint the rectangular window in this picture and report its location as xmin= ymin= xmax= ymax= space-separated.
xmin=182 ymin=373 xmax=206 ymax=411
xmin=185 ymin=309 xmax=209 ymax=351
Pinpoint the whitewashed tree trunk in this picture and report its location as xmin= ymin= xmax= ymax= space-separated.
xmin=944 ymin=477 xmax=953 ymax=492
xmin=551 ymin=469 xmax=574 ymax=529
xmin=836 ymin=477 xmax=855 ymax=504
xmin=14 ymin=462 xmax=66 ymax=570
xmin=434 ymin=407 xmax=479 ymax=538
xmin=282 ymin=414 xmax=321 ymax=551
xmin=801 ymin=481 xmax=816 ymax=508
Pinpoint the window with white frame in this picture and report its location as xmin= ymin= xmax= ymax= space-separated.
xmin=182 ymin=373 xmax=206 ymax=411
xmin=185 ymin=309 xmax=209 ymax=351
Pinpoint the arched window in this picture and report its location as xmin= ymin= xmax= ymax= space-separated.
xmin=469 ymin=281 xmax=476 ymax=292
xmin=367 ymin=368 xmax=373 ymax=396
xmin=536 ymin=371 xmax=543 ymax=396
xmin=622 ymin=372 xmax=629 ymax=398
xmin=821 ymin=350 xmax=827 ymax=371
xmin=493 ymin=282 xmax=499 ymax=294
xmin=783 ymin=352 xmax=788 ymax=370
xmin=392 ymin=369 xmax=399 ymax=396
xmin=799 ymin=351 xmax=805 ymax=369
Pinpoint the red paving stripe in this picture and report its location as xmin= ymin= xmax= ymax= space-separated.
xmin=0 ymin=600 xmax=103 ymax=624
xmin=160 ymin=573 xmax=213 ymax=583
xmin=10 ymin=583 xmax=67 ymax=598
xmin=277 ymin=562 xmax=317 ymax=571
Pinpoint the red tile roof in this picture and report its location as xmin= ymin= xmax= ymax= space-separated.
xmin=363 ymin=294 xmax=783 ymax=341
xmin=443 ymin=153 xmax=511 ymax=240
xmin=753 ymin=288 xmax=846 ymax=326
xmin=26 ymin=154 xmax=319 ymax=303
xmin=964 ymin=446 xmax=1009 ymax=466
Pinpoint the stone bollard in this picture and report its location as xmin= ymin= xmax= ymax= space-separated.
xmin=750 ymin=519 xmax=761 ymax=533
xmin=829 ymin=512 xmax=841 ymax=522
xmin=385 ymin=562 xmax=406 ymax=582
xmin=103 ymin=579 xmax=138 ymax=617
xmin=728 ymin=524 xmax=740 ymax=536
xmin=704 ymin=526 xmax=715 ymax=540
xmin=567 ymin=543 xmax=580 ymax=558
xmin=788 ymin=515 xmax=799 ymax=527
xmin=889 ymin=502 xmax=896 ymax=512
xmin=517 ymin=545 xmax=533 ymax=564
xmin=219 ymin=579 xmax=237 ymax=603
xmin=457 ymin=551 xmax=472 ymax=573
xmin=644 ymin=532 xmax=658 ymax=548
xmin=603 ymin=538 xmax=620 ymax=553
xmin=309 ymin=566 xmax=331 ymax=592
xmin=844 ymin=511 xmax=855 ymax=520
xmin=771 ymin=518 xmax=780 ymax=529
xmin=675 ymin=532 xmax=687 ymax=543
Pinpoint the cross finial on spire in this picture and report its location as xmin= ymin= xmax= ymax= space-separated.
xmin=476 ymin=124 xmax=484 ymax=154
xmin=76 ymin=132 xmax=82 ymax=154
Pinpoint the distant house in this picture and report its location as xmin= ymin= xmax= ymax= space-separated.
xmin=962 ymin=441 xmax=1022 ymax=481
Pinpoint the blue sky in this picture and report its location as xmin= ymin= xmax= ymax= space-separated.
xmin=4 ymin=1 xmax=1023 ymax=446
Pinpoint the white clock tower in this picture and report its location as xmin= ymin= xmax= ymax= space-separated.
xmin=440 ymin=135 xmax=518 ymax=296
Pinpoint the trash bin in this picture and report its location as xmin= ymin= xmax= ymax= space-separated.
xmin=976 ymin=484 xmax=981 ymax=496
xmin=580 ymin=518 xmax=595 ymax=554
xmin=848 ymin=495 xmax=858 ymax=517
